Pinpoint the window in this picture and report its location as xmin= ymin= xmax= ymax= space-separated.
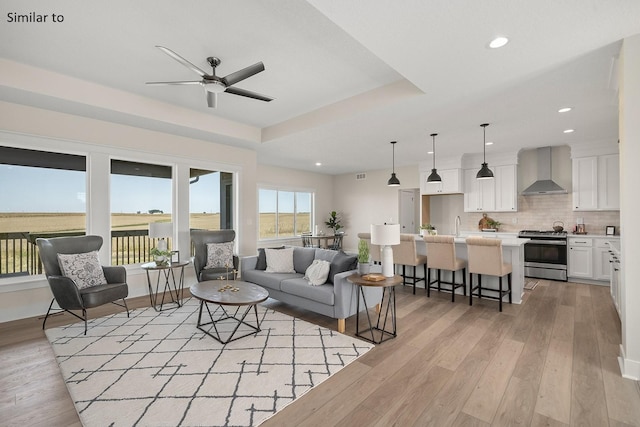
xmin=189 ymin=169 xmax=234 ymax=231
xmin=0 ymin=146 xmax=86 ymax=276
xmin=110 ymin=159 xmax=172 ymax=266
xmin=259 ymin=188 xmax=313 ymax=240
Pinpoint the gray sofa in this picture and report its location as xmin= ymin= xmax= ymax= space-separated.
xmin=240 ymin=246 xmax=382 ymax=333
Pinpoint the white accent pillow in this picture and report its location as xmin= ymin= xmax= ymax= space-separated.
xmin=204 ymin=242 xmax=234 ymax=269
xmin=265 ymin=247 xmax=295 ymax=273
xmin=57 ymin=251 xmax=108 ymax=289
xmin=304 ymin=259 xmax=331 ymax=286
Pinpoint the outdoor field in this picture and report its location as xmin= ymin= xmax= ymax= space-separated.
xmin=0 ymin=212 xmax=310 ymax=275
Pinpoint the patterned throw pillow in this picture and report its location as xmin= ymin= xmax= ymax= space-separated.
xmin=265 ymin=247 xmax=295 ymax=273
xmin=304 ymin=259 xmax=331 ymax=286
xmin=204 ymin=242 xmax=234 ymax=269
xmin=57 ymin=251 xmax=108 ymax=289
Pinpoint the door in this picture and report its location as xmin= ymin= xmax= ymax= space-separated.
xmin=399 ymin=189 xmax=418 ymax=234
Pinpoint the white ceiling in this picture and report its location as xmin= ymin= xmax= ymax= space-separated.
xmin=1 ymin=0 xmax=639 ymax=175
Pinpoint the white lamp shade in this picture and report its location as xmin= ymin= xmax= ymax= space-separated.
xmin=149 ymin=222 xmax=173 ymax=239
xmin=370 ymin=223 xmax=400 ymax=245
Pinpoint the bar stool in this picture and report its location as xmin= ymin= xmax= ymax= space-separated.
xmin=423 ymin=235 xmax=467 ymax=302
xmin=357 ymin=232 xmax=381 ymax=264
xmin=393 ymin=234 xmax=428 ymax=294
xmin=466 ymin=237 xmax=512 ymax=312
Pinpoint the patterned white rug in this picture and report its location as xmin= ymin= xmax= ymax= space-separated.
xmin=45 ymin=298 xmax=373 ymax=427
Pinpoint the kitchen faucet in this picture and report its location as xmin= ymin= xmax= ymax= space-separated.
xmin=455 ymin=215 xmax=461 ymax=237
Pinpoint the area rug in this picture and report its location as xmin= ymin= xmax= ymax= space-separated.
xmin=45 ymin=298 xmax=373 ymax=427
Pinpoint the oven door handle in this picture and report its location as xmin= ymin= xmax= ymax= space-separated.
xmin=526 ymin=240 xmax=567 ymax=245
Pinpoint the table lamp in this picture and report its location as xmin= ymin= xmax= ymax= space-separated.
xmin=149 ymin=222 xmax=173 ymax=251
xmin=371 ymin=223 xmax=400 ymax=277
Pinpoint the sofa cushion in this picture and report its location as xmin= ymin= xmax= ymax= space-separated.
xmin=293 ymin=246 xmax=316 ymax=273
xmin=327 ymin=251 xmax=358 ymax=284
xmin=265 ymin=248 xmax=295 ymax=273
xmin=314 ymin=248 xmax=338 ymax=263
xmin=280 ymin=278 xmax=335 ymax=306
xmin=242 ymin=270 xmax=303 ymax=291
xmin=57 ymin=251 xmax=107 ymax=289
xmin=304 ymin=259 xmax=331 ymax=286
xmin=203 ymin=242 xmax=234 ymax=269
xmin=256 ymin=246 xmax=285 ymax=270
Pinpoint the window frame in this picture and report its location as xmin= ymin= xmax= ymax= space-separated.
xmin=257 ymin=185 xmax=315 ymax=242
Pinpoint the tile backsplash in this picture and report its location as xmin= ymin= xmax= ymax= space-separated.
xmin=459 ymin=194 xmax=620 ymax=235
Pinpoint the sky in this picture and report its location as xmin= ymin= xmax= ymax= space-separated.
xmin=0 ymin=165 xmax=221 ymax=213
xmin=0 ymin=164 xmax=311 ymax=214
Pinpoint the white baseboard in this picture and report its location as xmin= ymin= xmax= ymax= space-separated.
xmin=618 ymin=344 xmax=640 ymax=380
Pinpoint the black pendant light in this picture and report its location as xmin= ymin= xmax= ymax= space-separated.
xmin=387 ymin=141 xmax=400 ymax=186
xmin=476 ymin=123 xmax=494 ymax=180
xmin=427 ymin=133 xmax=442 ymax=182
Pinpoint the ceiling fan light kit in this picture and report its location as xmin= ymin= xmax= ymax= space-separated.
xmin=146 ymin=46 xmax=273 ymax=108
xmin=476 ymin=123 xmax=494 ymax=180
xmin=427 ymin=133 xmax=442 ymax=183
xmin=387 ymin=141 xmax=401 ymax=187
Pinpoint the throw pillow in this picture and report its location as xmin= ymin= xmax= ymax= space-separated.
xmin=204 ymin=242 xmax=234 ymax=269
xmin=265 ymin=247 xmax=295 ymax=273
xmin=57 ymin=251 xmax=108 ymax=290
xmin=304 ymin=259 xmax=331 ymax=286
xmin=256 ymin=246 xmax=285 ymax=270
xmin=327 ymin=251 xmax=358 ymax=284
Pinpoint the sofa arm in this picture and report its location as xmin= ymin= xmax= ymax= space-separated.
xmin=240 ymin=255 xmax=258 ymax=278
xmin=333 ymin=270 xmax=383 ymax=319
xmin=47 ymin=275 xmax=84 ymax=310
xmin=103 ymin=265 xmax=126 ymax=284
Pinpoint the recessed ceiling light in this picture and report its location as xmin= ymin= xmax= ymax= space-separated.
xmin=489 ymin=36 xmax=509 ymax=49
xmin=485 ymin=141 xmax=494 ymax=146
xmin=428 ymin=151 xmax=434 ymax=154
xmin=563 ymin=129 xmax=575 ymax=133
xmin=558 ymin=107 xmax=572 ymax=113
xmin=315 ymin=162 xmax=322 ymax=166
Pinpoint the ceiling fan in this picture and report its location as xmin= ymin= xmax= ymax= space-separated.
xmin=146 ymin=46 xmax=273 ymax=108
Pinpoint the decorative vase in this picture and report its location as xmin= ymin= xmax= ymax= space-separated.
xmin=357 ymin=262 xmax=371 ymax=275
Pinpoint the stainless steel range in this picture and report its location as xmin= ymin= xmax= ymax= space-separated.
xmin=518 ymin=230 xmax=568 ymax=281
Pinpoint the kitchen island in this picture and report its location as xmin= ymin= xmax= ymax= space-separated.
xmin=412 ymin=233 xmax=529 ymax=304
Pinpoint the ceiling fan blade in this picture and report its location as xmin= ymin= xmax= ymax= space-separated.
xmin=221 ymin=62 xmax=265 ymax=86
xmin=225 ymin=86 xmax=273 ymax=102
xmin=146 ymin=80 xmax=202 ymax=85
xmin=156 ymin=45 xmax=208 ymax=77
xmin=206 ymin=91 xmax=217 ymax=108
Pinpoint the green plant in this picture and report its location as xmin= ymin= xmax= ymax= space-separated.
xmin=486 ymin=219 xmax=501 ymax=229
xmin=420 ymin=223 xmax=435 ymax=230
xmin=324 ymin=211 xmax=342 ymax=233
xmin=357 ymin=239 xmax=370 ymax=263
xmin=150 ymin=247 xmax=172 ymax=265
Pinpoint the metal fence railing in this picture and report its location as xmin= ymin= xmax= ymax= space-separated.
xmin=0 ymin=230 xmax=172 ymax=277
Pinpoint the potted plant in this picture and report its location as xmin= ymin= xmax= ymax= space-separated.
xmin=324 ymin=211 xmax=343 ymax=235
xmin=357 ymin=239 xmax=370 ymax=275
xmin=486 ymin=219 xmax=501 ymax=231
xmin=420 ymin=224 xmax=437 ymax=236
xmin=150 ymin=247 xmax=172 ymax=266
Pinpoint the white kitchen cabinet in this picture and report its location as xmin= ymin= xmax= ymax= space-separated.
xmin=593 ymin=238 xmax=612 ymax=281
xmin=494 ymin=164 xmax=518 ymax=211
xmin=463 ymin=168 xmax=495 ymax=212
xmin=463 ymin=165 xmax=516 ymax=212
xmin=572 ymin=154 xmax=619 ymax=211
xmin=421 ymin=168 xmax=462 ymax=195
xmin=568 ymin=237 xmax=593 ymax=279
xmin=597 ymin=154 xmax=620 ymax=210
xmin=608 ymin=241 xmax=621 ymax=319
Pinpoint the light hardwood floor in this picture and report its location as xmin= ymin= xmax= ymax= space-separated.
xmin=2 ymin=280 xmax=640 ymax=426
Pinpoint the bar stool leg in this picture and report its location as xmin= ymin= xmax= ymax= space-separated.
xmin=469 ymin=273 xmax=473 ymax=306
xmin=463 ymin=268 xmax=467 ymax=296
xmin=508 ymin=273 xmax=512 ymax=304
xmin=427 ymin=267 xmax=431 ymax=297
xmin=451 ymin=269 xmax=456 ymax=303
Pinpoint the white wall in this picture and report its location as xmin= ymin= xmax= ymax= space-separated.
xmin=619 ymin=34 xmax=640 ymax=380
xmin=333 ymin=165 xmax=419 ymax=252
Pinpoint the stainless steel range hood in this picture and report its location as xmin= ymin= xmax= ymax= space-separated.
xmin=522 ymin=147 xmax=567 ymax=195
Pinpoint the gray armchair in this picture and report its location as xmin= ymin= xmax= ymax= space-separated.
xmin=37 ymin=235 xmax=129 ymax=334
xmin=191 ymin=229 xmax=239 ymax=282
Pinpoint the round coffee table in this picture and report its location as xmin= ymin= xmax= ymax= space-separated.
xmin=190 ymin=280 xmax=269 ymax=344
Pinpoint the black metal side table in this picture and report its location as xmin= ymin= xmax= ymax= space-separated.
xmin=347 ymin=273 xmax=402 ymax=344
xmin=141 ymin=260 xmax=190 ymax=311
